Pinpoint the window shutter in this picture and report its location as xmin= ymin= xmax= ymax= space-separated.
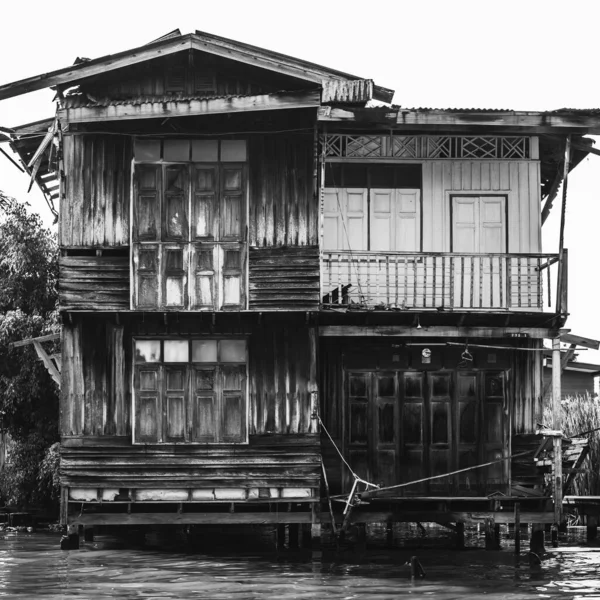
xmin=134 ymin=366 xmax=161 ymax=443
xmin=134 ymin=165 xmax=162 ymax=241
xmin=192 ymin=166 xmax=218 ymax=240
xmin=134 ymin=245 xmax=160 ymax=308
xmin=163 ymin=245 xmax=187 ymax=308
xmin=190 ymin=244 xmax=216 ymax=309
xmin=163 ymin=367 xmax=187 ymax=442
xmin=219 ymin=165 xmax=245 ymax=241
xmin=219 ymin=365 xmax=246 ymax=443
xmin=164 ymin=166 xmax=189 ymax=241
xmin=395 ymin=189 xmax=421 ymax=251
xmin=190 ymin=367 xmax=217 ymax=443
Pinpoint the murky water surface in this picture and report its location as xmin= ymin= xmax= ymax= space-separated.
xmin=2 ymin=528 xmax=600 ymax=599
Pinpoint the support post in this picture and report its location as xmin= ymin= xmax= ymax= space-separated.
xmin=552 ymin=338 xmax=563 ymax=526
xmin=276 ymin=524 xmax=286 ymax=551
xmin=530 ymin=523 xmax=545 ymax=555
xmin=386 ymin=520 xmax=394 ymax=548
xmin=311 ymin=501 xmax=321 ymax=555
xmin=485 ymin=518 xmax=497 ymax=550
xmin=587 ymin=515 xmax=598 ymax=543
xmin=288 ymin=524 xmax=299 ymax=550
xmin=514 ymin=503 xmax=521 ymax=555
xmin=456 ymin=522 xmax=465 ymax=549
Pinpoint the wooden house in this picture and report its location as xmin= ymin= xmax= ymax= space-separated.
xmin=2 ymin=29 xmax=600 ymax=547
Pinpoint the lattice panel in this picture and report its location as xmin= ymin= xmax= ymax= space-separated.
xmin=391 ymin=136 xmax=419 ymax=158
xmin=321 ymin=135 xmax=531 ymax=160
xmin=345 ymin=135 xmax=384 ymax=158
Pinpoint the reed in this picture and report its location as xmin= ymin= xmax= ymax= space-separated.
xmin=544 ymin=392 xmax=600 ymax=496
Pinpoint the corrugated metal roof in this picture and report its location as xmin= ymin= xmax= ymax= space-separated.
xmin=62 ymin=90 xmax=295 ymax=109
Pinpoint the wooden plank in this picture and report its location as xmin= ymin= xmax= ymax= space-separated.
xmin=317 ymin=107 xmax=600 ymax=134
xmin=72 ymin=512 xmax=313 ymax=526
xmin=59 ymin=91 xmax=321 ymax=124
xmin=0 ymin=37 xmax=193 ymax=100
xmin=32 ymin=340 xmax=61 ymax=386
xmin=11 ymin=333 xmax=60 ymax=348
xmin=319 ymin=326 xmax=555 ymax=339
xmin=560 ymin=332 xmax=600 ymax=350
xmin=321 ymin=511 xmax=556 ymax=525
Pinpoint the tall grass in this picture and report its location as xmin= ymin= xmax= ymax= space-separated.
xmin=544 ymin=392 xmax=600 ymax=496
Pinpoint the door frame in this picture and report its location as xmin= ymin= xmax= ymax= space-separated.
xmin=341 ymin=366 xmax=510 ymax=495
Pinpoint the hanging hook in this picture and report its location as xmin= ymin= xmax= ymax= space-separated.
xmin=458 ymin=340 xmax=473 ymax=368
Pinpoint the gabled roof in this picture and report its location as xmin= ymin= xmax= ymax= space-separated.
xmin=0 ymin=30 xmax=394 ymax=103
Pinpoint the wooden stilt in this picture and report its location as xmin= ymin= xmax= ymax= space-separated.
xmin=552 ymin=338 xmax=563 ymax=527
xmin=456 ymin=522 xmax=465 ymax=549
xmin=551 ymin=524 xmax=559 ymax=548
xmin=288 ymin=524 xmax=299 ymax=549
xmin=494 ymin=523 xmax=501 ymax=549
xmin=410 ymin=556 xmax=426 ymax=579
xmin=587 ymin=515 xmax=598 ymax=542
xmin=356 ymin=523 xmax=367 ymax=552
xmin=386 ymin=520 xmax=394 ymax=548
xmin=530 ymin=523 xmax=545 ymax=555
xmin=514 ymin=503 xmax=521 ymax=555
xmin=276 ymin=524 xmax=286 ymax=550
xmin=311 ymin=501 xmax=321 ymax=555
xmin=484 ymin=518 xmax=496 ymax=550
xmin=84 ymin=526 xmax=94 ymax=542
xmin=301 ymin=523 xmax=311 ymax=548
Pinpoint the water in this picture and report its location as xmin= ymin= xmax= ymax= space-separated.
xmin=2 ymin=527 xmax=600 ymax=599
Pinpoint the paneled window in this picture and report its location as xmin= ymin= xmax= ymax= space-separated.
xmin=133 ymin=338 xmax=247 ymax=444
xmin=323 ymin=163 xmax=422 ymax=252
xmin=132 ymin=139 xmax=247 ymax=310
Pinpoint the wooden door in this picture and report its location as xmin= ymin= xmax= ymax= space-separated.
xmin=452 ymin=196 xmax=506 ymax=307
xmin=344 ymin=367 xmax=507 ymax=495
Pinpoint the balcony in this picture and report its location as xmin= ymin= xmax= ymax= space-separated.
xmin=321 ymin=251 xmax=566 ymax=312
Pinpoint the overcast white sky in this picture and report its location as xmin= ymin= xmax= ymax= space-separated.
xmin=1 ymin=0 xmax=599 ymax=361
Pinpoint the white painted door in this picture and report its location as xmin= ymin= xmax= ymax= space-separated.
xmin=452 ymin=196 xmax=506 ymax=308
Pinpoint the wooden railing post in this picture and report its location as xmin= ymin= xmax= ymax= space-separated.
xmin=552 ymin=337 xmax=563 ymax=526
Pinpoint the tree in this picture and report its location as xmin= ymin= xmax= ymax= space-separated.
xmin=0 ymin=191 xmax=60 ymax=508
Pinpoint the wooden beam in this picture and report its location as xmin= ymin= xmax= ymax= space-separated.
xmin=318 ymin=326 xmax=555 ymax=339
xmin=32 ymin=339 xmax=61 ymax=386
xmin=560 ymin=332 xmax=600 ymax=350
xmin=320 ymin=511 xmax=556 ymax=525
xmin=0 ymin=37 xmax=194 ymax=101
xmin=58 ymin=90 xmax=320 ymax=124
xmin=317 ymin=107 xmax=600 ymax=134
xmin=72 ymin=512 xmax=313 ymax=526
xmin=11 ymin=332 xmax=60 ymax=348
xmin=552 ymin=338 xmax=563 ymax=524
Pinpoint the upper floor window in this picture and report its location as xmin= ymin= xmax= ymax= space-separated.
xmin=322 ymin=164 xmax=422 ymax=252
xmin=133 ymin=337 xmax=247 ymax=444
xmin=132 ymin=139 xmax=247 ymax=311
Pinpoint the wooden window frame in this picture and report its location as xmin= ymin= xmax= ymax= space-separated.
xmin=132 ymin=337 xmax=249 ymax=445
xmin=131 ymin=139 xmax=248 ymax=311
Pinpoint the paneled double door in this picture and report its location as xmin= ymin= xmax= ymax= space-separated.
xmin=344 ymin=369 xmax=507 ymax=495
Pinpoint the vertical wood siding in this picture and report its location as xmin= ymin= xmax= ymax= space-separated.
xmin=422 ymin=161 xmax=540 ymax=253
xmin=511 ymin=339 xmax=543 ymax=434
xmin=61 ymin=134 xmax=132 ymax=247
xmin=61 ymin=318 xmax=131 ymax=437
xmin=249 ymin=324 xmax=316 ymax=435
xmin=248 ymin=134 xmax=317 ymax=247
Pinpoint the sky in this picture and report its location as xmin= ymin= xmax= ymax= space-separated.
xmin=0 ymin=0 xmax=599 ymax=362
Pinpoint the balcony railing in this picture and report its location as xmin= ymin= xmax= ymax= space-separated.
xmin=321 ymin=251 xmax=565 ymax=311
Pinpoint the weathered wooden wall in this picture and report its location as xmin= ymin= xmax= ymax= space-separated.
xmin=422 ymin=160 xmax=540 ymax=253
xmin=512 ymin=339 xmax=543 ymax=434
xmin=61 ymin=134 xmax=131 ymax=247
xmin=248 ymin=246 xmax=319 ymax=310
xmin=249 ymin=323 xmax=317 ymax=434
xmin=61 ymin=317 xmax=130 ymax=437
xmin=60 ymin=435 xmax=320 ymax=490
xmin=248 ymin=134 xmax=317 ymax=247
xmin=59 ymin=255 xmax=129 ymax=310
xmin=70 ymin=52 xmax=303 ymax=102
xmin=60 ymin=315 xmax=319 ymax=490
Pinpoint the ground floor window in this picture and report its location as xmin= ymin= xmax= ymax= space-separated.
xmin=133 ymin=338 xmax=247 ymax=444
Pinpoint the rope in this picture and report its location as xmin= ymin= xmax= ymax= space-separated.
xmin=360 ymin=449 xmax=536 ymax=498
xmin=316 ymin=414 xmax=378 ymax=490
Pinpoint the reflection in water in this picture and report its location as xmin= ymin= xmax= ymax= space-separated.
xmin=1 ymin=528 xmax=600 ymax=599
